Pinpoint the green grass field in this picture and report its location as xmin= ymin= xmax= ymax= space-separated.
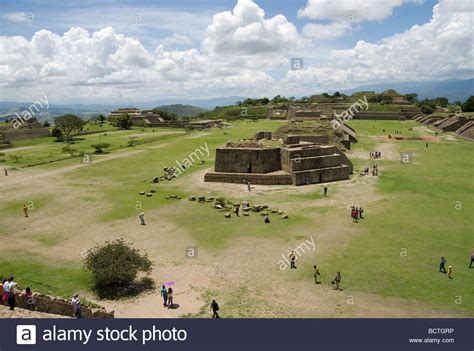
xmin=0 ymin=119 xmax=472 ymax=316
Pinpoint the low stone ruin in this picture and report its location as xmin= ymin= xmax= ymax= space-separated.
xmin=14 ymin=292 xmax=114 ymax=318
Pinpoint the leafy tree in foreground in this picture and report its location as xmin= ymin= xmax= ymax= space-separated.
xmin=54 ymin=114 xmax=85 ymax=143
xmin=85 ymin=239 xmax=153 ymax=294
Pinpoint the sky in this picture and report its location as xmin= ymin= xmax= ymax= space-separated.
xmin=0 ymin=0 xmax=473 ymax=103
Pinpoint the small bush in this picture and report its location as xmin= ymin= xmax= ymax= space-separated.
xmin=84 ymin=238 xmax=153 ymax=298
xmin=91 ymin=142 xmax=110 ymax=154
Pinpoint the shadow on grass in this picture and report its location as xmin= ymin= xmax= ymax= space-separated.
xmin=94 ymin=276 xmax=156 ymax=300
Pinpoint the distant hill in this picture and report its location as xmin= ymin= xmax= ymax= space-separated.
xmin=340 ymin=79 xmax=474 ymax=102
xmin=155 ymin=104 xmax=206 ymax=117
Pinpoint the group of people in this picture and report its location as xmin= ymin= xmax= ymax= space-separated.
xmin=0 ymin=277 xmax=35 ymax=311
xmin=350 ymin=206 xmax=364 ymax=223
xmin=439 ymin=254 xmax=474 ymax=278
xmin=313 ymin=265 xmax=343 ymax=291
xmin=363 ymin=163 xmax=379 ymax=176
xmin=370 ymin=151 xmax=382 ymax=159
xmin=160 ymin=285 xmax=174 ymax=309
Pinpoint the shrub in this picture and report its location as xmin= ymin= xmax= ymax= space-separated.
xmin=8 ymin=154 xmax=23 ymax=163
xmin=91 ymin=143 xmax=110 ymax=154
xmin=84 ymin=239 xmax=153 ymax=297
xmin=61 ymin=146 xmax=77 ymax=156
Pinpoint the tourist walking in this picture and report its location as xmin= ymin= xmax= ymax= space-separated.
xmin=3 ymin=277 xmax=17 ymax=310
xmin=289 ymin=251 xmax=297 ymax=269
xmin=264 ymin=214 xmax=270 ymax=223
xmin=247 ymin=181 xmax=252 ymax=192
xmin=234 ymin=204 xmax=240 ymax=217
xmin=439 ymin=256 xmax=447 ymax=273
xmin=313 ymin=265 xmax=321 ymax=284
xmin=161 ymin=285 xmax=168 ymax=307
xmin=22 ymin=204 xmax=29 ymax=218
xmin=4 ymin=168 xmax=7 ymax=176
xmin=138 ymin=212 xmax=146 ymax=225
xmin=470 ymin=252 xmax=474 ymax=268
xmin=210 ymin=299 xmax=220 ymax=319
xmin=447 ymin=266 xmax=453 ymax=279
xmin=72 ymin=294 xmax=82 ymax=318
xmin=359 ymin=207 xmax=364 ymax=219
xmin=323 ymin=186 xmax=328 ymax=197
xmin=167 ymin=287 xmax=173 ymax=308
xmin=333 ymin=272 xmax=343 ymax=291
xmin=351 ymin=207 xmax=358 ymax=223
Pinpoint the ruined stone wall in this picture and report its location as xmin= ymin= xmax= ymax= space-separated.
xmin=204 ymin=172 xmax=292 ymax=185
xmin=14 ymin=293 xmax=114 ymax=319
xmin=2 ymin=128 xmax=50 ymax=141
xmin=214 ymin=147 xmax=282 ymax=174
xmin=353 ymin=112 xmax=405 ymax=120
xmin=255 ymin=131 xmax=273 ymax=141
xmin=297 ymin=135 xmax=330 ymax=144
xmin=290 ymin=154 xmax=346 ymax=172
xmin=292 ymin=165 xmax=350 ymax=185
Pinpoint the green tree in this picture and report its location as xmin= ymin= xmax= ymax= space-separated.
xmin=109 ymin=113 xmax=133 ymax=129
xmin=54 ymin=114 xmax=85 ymax=143
xmin=51 ymin=127 xmax=63 ymax=142
xmin=434 ymin=97 xmax=449 ymax=107
xmin=404 ymin=93 xmax=418 ymax=103
xmin=84 ymin=239 xmax=153 ymax=293
xmin=461 ymin=96 xmax=474 ymax=112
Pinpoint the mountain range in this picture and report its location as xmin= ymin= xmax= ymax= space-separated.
xmin=1 ymin=79 xmax=472 ymax=122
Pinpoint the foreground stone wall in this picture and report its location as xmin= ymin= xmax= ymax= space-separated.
xmin=214 ymin=147 xmax=282 ymax=174
xmin=14 ymin=292 xmax=114 ymax=319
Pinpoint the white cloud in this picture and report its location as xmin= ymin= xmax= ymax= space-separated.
xmin=0 ymin=0 xmax=472 ymax=102
xmin=298 ymin=0 xmax=423 ymax=22
xmin=3 ymin=12 xmax=33 ymax=23
xmin=162 ymin=34 xmax=193 ymax=47
xmin=202 ymin=0 xmax=302 ymax=56
xmin=299 ymin=0 xmax=424 ymax=40
xmin=287 ymin=0 xmax=474 ymax=91
xmin=302 ymin=21 xmax=352 ymax=40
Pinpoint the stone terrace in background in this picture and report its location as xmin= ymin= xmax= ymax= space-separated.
xmin=0 ymin=117 xmax=50 ymax=143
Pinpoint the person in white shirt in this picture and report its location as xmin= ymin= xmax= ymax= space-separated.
xmin=72 ymin=294 xmax=82 ymax=318
xmin=3 ymin=277 xmax=17 ymax=310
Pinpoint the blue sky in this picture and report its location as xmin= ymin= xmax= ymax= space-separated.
xmin=0 ymin=0 xmax=437 ymax=49
xmin=0 ymin=0 xmax=472 ymax=102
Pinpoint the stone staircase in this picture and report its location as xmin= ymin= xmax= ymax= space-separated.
xmin=281 ymin=143 xmax=352 ymax=185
